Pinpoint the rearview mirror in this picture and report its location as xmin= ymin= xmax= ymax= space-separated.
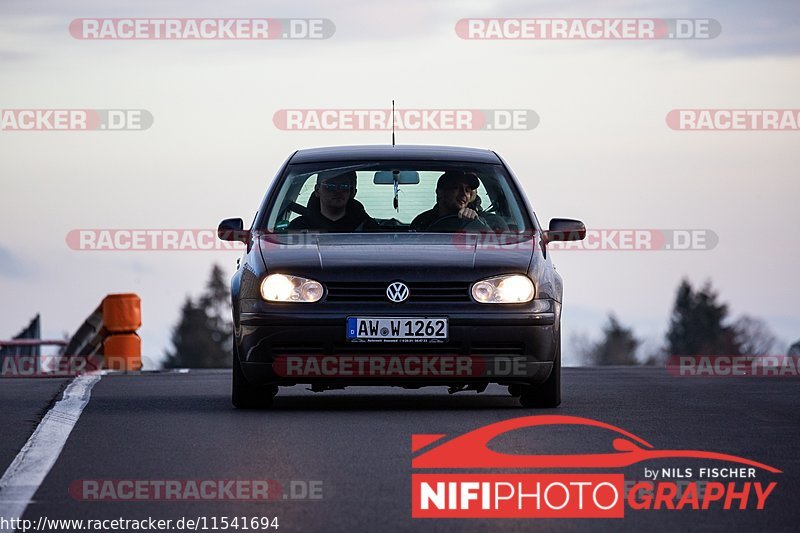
xmin=373 ymin=170 xmax=420 ymax=185
xmin=544 ymin=218 xmax=586 ymax=243
xmin=218 ymin=218 xmax=248 ymax=243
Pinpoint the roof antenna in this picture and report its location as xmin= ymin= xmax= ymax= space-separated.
xmin=391 ymin=99 xmax=396 ymax=146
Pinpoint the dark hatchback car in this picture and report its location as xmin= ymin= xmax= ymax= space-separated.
xmin=219 ymin=145 xmax=585 ymax=408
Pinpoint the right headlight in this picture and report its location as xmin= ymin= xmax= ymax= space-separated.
xmin=260 ymin=274 xmax=324 ymax=303
xmin=471 ymin=274 xmax=535 ymax=304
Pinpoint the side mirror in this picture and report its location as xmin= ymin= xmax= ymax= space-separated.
xmin=217 ymin=218 xmax=248 ymax=243
xmin=544 ymin=218 xmax=586 ymax=243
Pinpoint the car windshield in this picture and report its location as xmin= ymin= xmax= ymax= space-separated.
xmin=261 ymin=161 xmax=533 ymax=233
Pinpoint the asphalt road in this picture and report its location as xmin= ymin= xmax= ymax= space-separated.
xmin=2 ymin=368 xmax=798 ymax=532
xmin=0 ymin=379 xmax=69 ymax=476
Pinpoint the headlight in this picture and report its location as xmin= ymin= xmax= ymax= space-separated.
xmin=260 ymin=274 xmax=324 ymax=303
xmin=471 ymin=274 xmax=535 ymax=303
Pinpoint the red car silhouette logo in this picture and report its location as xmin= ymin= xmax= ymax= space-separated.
xmin=412 ymin=415 xmax=781 ymax=472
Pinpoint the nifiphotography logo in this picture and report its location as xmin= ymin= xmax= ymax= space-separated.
xmin=411 ymin=416 xmax=780 ymax=519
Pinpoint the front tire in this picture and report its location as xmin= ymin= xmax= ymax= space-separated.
xmin=519 ymin=335 xmax=561 ymax=408
xmin=232 ymin=342 xmax=277 ymax=409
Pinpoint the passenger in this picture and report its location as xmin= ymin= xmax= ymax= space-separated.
xmin=411 ymin=171 xmax=490 ymax=231
xmin=288 ymin=170 xmax=378 ymax=232
xmin=466 ymin=187 xmax=509 ymax=232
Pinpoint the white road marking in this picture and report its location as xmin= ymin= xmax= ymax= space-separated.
xmin=0 ymin=374 xmax=101 ymax=531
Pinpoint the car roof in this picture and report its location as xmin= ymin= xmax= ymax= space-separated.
xmin=289 ymin=145 xmax=502 ymax=164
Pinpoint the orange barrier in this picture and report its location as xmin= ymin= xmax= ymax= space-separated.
xmin=101 ymin=294 xmax=142 ymax=370
xmin=62 ymin=293 xmax=142 ymax=371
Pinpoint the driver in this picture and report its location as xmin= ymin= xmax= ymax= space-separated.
xmin=411 ymin=171 xmax=483 ymax=231
xmin=289 ymin=170 xmax=377 ymax=232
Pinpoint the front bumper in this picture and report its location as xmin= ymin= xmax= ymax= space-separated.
xmin=236 ymin=302 xmax=559 ymax=386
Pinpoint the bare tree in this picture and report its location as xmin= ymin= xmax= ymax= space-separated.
xmin=732 ymin=315 xmax=778 ymax=355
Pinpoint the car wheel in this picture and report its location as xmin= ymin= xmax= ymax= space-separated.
xmin=519 ymin=334 xmax=561 ymax=408
xmin=232 ymin=341 xmax=277 ymax=409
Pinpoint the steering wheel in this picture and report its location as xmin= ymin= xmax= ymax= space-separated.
xmin=424 ymin=214 xmax=492 ymax=232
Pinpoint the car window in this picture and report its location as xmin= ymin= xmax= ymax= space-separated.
xmin=263 ymin=161 xmax=532 ymax=233
xmin=286 ymin=171 xmax=491 ymax=224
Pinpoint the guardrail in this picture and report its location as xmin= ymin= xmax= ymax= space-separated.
xmin=1 ymin=294 xmax=142 ymax=376
xmin=0 ymin=339 xmax=67 ymax=347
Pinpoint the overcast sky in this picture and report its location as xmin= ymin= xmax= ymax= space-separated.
xmin=1 ymin=0 xmax=798 ymax=366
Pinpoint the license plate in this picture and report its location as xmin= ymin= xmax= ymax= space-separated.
xmin=346 ymin=317 xmax=448 ymax=343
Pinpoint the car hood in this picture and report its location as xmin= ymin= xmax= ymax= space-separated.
xmin=257 ymin=233 xmax=534 ymax=282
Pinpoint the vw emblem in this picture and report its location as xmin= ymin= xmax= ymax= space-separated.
xmin=386 ymin=282 xmax=410 ymax=303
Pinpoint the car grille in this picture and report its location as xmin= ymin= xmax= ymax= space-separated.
xmin=325 ymin=281 xmax=471 ymax=303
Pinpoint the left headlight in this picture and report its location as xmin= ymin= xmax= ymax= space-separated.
xmin=471 ymin=274 xmax=535 ymax=304
xmin=260 ymin=274 xmax=324 ymax=303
